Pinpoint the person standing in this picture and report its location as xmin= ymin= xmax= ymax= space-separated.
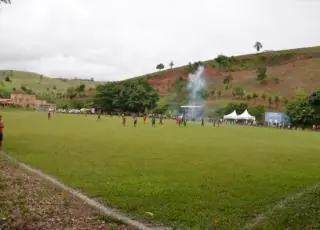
xmin=143 ymin=114 xmax=147 ymax=124
xmin=159 ymin=115 xmax=163 ymax=125
xmin=122 ymin=114 xmax=126 ymax=127
xmin=133 ymin=115 xmax=138 ymax=127
xmin=151 ymin=115 xmax=156 ymax=127
xmin=0 ymin=115 xmax=4 ymax=151
xmin=201 ymin=117 xmax=204 ymax=127
xmin=47 ymin=111 xmax=51 ymax=120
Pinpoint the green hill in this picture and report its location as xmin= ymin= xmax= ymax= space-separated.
xmin=0 ymin=70 xmax=101 ymax=95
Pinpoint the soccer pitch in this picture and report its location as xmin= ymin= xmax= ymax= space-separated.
xmin=3 ymin=110 xmax=320 ymax=229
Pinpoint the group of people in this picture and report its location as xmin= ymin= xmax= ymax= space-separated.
xmin=121 ymin=114 xmax=164 ymax=127
xmin=116 ymin=114 xmax=221 ymax=128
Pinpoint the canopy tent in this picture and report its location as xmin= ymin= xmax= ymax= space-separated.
xmin=237 ymin=109 xmax=255 ymax=120
xmin=223 ymin=110 xmax=238 ymax=120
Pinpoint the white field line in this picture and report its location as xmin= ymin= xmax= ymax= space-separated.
xmin=244 ymin=183 xmax=320 ymax=229
xmin=2 ymin=152 xmax=171 ymax=230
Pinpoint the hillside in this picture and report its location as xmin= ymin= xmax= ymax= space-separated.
xmin=0 ymin=46 xmax=319 ymax=111
xmin=0 ymin=70 xmax=101 ymax=96
xmin=146 ymin=46 xmax=320 ymax=109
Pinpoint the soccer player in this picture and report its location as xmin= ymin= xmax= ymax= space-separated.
xmin=183 ymin=118 xmax=187 ymax=127
xmin=122 ymin=114 xmax=126 ymax=127
xmin=201 ymin=117 xmax=204 ymax=127
xmin=143 ymin=114 xmax=147 ymax=124
xmin=0 ymin=115 xmax=4 ymax=151
xmin=48 ymin=111 xmax=51 ymax=120
xmin=159 ymin=115 xmax=163 ymax=125
xmin=151 ymin=115 xmax=156 ymax=127
xmin=133 ymin=115 xmax=138 ymax=127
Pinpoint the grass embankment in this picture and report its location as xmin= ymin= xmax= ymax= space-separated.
xmin=3 ymin=110 xmax=320 ymax=229
xmin=0 ymin=154 xmax=131 ymax=230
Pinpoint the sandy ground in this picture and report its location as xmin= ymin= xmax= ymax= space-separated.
xmin=0 ymin=154 xmax=134 ymax=230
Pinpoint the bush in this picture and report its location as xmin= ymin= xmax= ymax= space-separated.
xmin=256 ymin=66 xmax=267 ymax=84
xmin=232 ymin=86 xmax=244 ymax=98
xmin=5 ymin=76 xmax=11 ymax=82
xmin=223 ymin=75 xmax=233 ymax=85
xmin=20 ymin=85 xmax=27 ymax=92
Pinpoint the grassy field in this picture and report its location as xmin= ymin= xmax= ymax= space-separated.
xmin=3 ymin=110 xmax=320 ymax=229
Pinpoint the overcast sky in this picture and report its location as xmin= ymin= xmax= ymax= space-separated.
xmin=0 ymin=0 xmax=319 ymax=81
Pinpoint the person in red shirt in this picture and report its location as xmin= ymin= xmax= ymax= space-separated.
xmin=0 ymin=115 xmax=4 ymax=151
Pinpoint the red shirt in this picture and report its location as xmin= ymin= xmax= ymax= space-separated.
xmin=0 ymin=120 xmax=4 ymax=133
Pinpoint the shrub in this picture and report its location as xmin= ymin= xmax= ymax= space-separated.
xmin=256 ymin=66 xmax=267 ymax=84
xmin=5 ymin=76 xmax=11 ymax=82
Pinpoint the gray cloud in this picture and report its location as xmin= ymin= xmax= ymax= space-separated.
xmin=0 ymin=0 xmax=319 ymax=81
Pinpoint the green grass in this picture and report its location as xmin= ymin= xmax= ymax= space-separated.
xmin=3 ymin=110 xmax=320 ymax=229
xmin=0 ymin=70 xmax=101 ymax=94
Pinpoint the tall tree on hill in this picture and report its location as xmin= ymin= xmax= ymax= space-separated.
xmin=169 ymin=61 xmax=174 ymax=69
xmin=254 ymin=41 xmax=263 ymax=53
xmin=156 ymin=63 xmax=165 ymax=71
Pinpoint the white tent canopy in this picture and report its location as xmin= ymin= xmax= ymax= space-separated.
xmin=237 ymin=109 xmax=255 ymax=120
xmin=223 ymin=110 xmax=238 ymax=120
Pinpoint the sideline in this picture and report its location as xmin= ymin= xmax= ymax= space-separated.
xmin=1 ymin=152 xmax=171 ymax=230
xmin=244 ymin=183 xmax=320 ymax=229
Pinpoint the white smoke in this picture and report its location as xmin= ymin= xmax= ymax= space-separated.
xmin=185 ymin=65 xmax=206 ymax=119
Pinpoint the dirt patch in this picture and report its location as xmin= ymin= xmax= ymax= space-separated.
xmin=0 ymin=154 xmax=134 ymax=230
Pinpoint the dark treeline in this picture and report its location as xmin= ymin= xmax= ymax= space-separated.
xmin=286 ymin=90 xmax=320 ymax=128
xmin=94 ymin=78 xmax=159 ymax=113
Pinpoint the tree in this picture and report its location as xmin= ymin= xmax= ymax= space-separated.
xmin=153 ymin=98 xmax=170 ymax=114
xmin=252 ymin=92 xmax=259 ymax=102
xmin=66 ymin=87 xmax=77 ymax=100
xmin=156 ymin=63 xmax=165 ymax=71
xmin=223 ymin=75 xmax=233 ymax=85
xmin=254 ymin=41 xmax=263 ymax=53
xmin=169 ymin=61 xmax=174 ymax=69
xmin=248 ymin=104 xmax=265 ymax=122
xmin=286 ymin=95 xmax=315 ymax=129
xmin=232 ymin=86 xmax=244 ymax=98
xmin=76 ymin=83 xmax=86 ymax=93
xmin=274 ymin=95 xmax=280 ymax=108
xmin=4 ymin=76 xmax=11 ymax=82
xmin=309 ymin=90 xmax=320 ymax=124
xmin=261 ymin=94 xmax=267 ymax=101
xmin=256 ymin=66 xmax=267 ymax=84
xmin=268 ymin=96 xmax=272 ymax=107
xmin=214 ymin=55 xmax=231 ymax=69
xmin=94 ymin=78 xmax=159 ymax=113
